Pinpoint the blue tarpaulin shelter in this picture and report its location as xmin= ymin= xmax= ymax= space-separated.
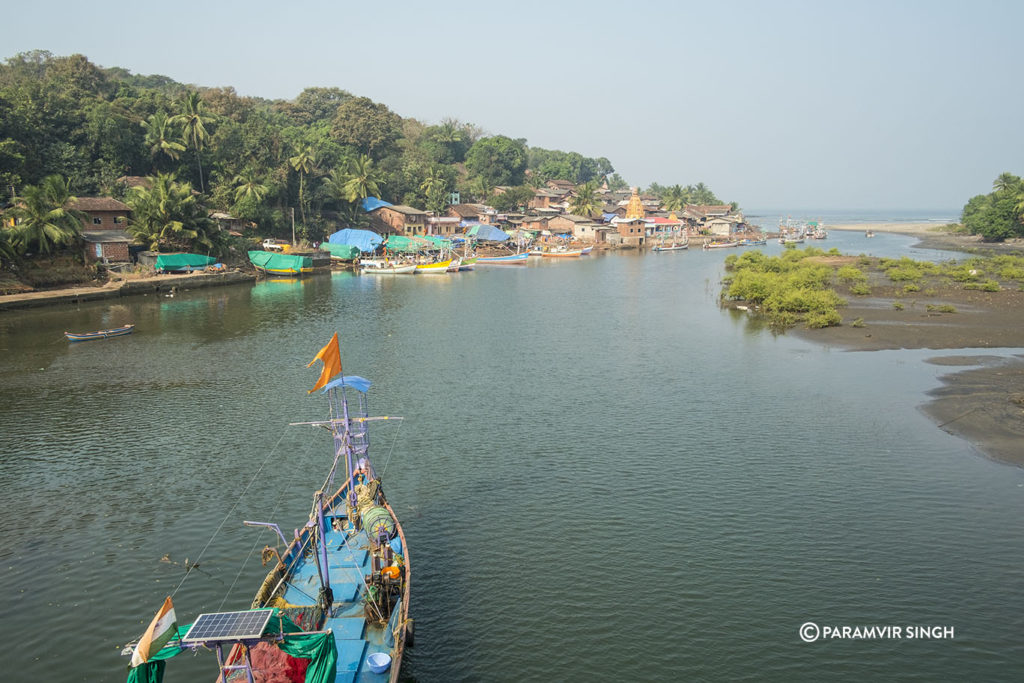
xmin=361 ymin=197 xmax=392 ymax=212
xmin=464 ymin=224 xmax=509 ymax=242
xmin=327 ymin=228 xmax=383 ymax=253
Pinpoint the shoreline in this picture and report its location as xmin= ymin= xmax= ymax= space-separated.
xmin=789 ymin=225 xmax=1024 ymax=467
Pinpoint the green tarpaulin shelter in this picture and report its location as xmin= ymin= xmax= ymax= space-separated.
xmin=319 ymin=243 xmax=360 ymax=260
xmin=385 ymin=235 xmax=434 ymax=253
xmin=154 ymin=253 xmax=217 ymax=272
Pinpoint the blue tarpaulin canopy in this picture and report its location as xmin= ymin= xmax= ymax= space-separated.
xmin=361 ymin=197 xmax=392 ymax=212
xmin=327 ymin=228 xmax=383 ymax=253
xmin=464 ymin=224 xmax=509 ymax=242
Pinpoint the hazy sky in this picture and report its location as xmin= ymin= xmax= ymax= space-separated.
xmin=4 ymin=0 xmax=1022 ymax=211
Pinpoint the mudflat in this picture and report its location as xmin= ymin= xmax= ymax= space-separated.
xmin=792 ymin=224 xmax=1024 ymax=466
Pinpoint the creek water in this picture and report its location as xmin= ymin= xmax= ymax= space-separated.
xmin=1 ymin=230 xmax=1022 ymax=681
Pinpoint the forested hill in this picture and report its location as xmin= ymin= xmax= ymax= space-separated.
xmin=0 ymin=50 xmax=639 ymax=240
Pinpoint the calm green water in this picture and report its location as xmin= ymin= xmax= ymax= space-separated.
xmin=1 ymin=232 xmax=1022 ymax=681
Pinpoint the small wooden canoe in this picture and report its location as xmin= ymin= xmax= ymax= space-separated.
xmin=65 ymin=324 xmax=135 ymax=342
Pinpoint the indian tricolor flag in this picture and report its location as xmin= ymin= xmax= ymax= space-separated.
xmin=130 ymin=597 xmax=177 ymax=667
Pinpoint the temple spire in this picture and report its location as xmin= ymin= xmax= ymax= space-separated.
xmin=625 ymin=187 xmax=645 ymax=220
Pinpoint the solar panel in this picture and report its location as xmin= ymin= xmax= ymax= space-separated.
xmin=182 ymin=609 xmax=274 ymax=643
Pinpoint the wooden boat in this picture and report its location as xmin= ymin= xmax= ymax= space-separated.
xmin=737 ymin=238 xmax=767 ymax=246
xmin=64 ymin=324 xmax=135 ymax=342
xmin=360 ymin=259 xmax=418 ymax=275
xmin=248 ymin=250 xmax=313 ymax=276
xmin=580 ymin=246 xmax=594 ymax=255
xmin=446 ymin=257 xmax=462 ymax=272
xmin=652 ymin=241 xmax=689 ymax=252
xmin=122 ymin=334 xmax=412 ymax=683
xmin=702 ymin=240 xmax=740 ymax=250
xmin=415 ymin=259 xmax=452 ymax=275
xmin=778 ymin=236 xmax=805 ymax=245
xmin=541 ymin=248 xmax=583 ymax=258
xmin=476 ymin=253 xmax=528 ymax=265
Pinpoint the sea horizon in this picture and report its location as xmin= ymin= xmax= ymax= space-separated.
xmin=744 ymin=208 xmax=960 ymax=226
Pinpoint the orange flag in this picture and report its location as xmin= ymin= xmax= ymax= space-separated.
xmin=307 ymin=332 xmax=342 ymax=393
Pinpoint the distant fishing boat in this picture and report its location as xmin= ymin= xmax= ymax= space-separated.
xmin=737 ymin=238 xmax=767 ymax=246
xmin=64 ymin=324 xmax=135 ymax=342
xmin=702 ymin=240 xmax=740 ymax=250
xmin=122 ymin=333 xmax=412 ymax=682
xmin=652 ymin=240 xmax=689 ymax=252
xmin=248 ymin=250 xmax=313 ymax=276
xmin=361 ymin=259 xmax=418 ymax=275
xmin=416 ymin=259 xmax=452 ymax=275
xmin=476 ymin=254 xmax=528 ymax=265
xmin=541 ymin=248 xmax=583 ymax=258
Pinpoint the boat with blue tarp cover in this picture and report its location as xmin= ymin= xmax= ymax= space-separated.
xmin=122 ymin=333 xmax=412 ymax=683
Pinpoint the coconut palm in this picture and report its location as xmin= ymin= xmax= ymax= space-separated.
xmin=993 ymin=172 xmax=1021 ymax=194
xmin=568 ymin=181 xmax=601 ymax=218
xmin=126 ymin=173 xmax=217 ymax=252
xmin=419 ymin=168 xmax=447 ymax=198
xmin=342 ymin=154 xmax=381 ymax=203
xmin=141 ymin=111 xmax=186 ymax=163
xmin=7 ymin=175 xmax=85 ymax=255
xmin=172 ymin=91 xmax=214 ymax=193
xmin=661 ymin=184 xmax=686 ymax=212
xmin=232 ymin=168 xmax=269 ymax=203
xmin=289 ymin=146 xmax=318 ymax=229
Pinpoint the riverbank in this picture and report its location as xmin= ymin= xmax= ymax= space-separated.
xmin=0 ymin=269 xmax=256 ymax=311
xmin=789 ymin=226 xmax=1024 ymax=467
xmin=829 ymin=221 xmax=1024 ymax=255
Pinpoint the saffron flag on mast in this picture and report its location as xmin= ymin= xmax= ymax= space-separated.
xmin=130 ymin=596 xmax=177 ymax=667
xmin=308 ymin=332 xmax=342 ymax=393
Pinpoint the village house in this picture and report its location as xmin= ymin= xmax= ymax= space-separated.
xmin=520 ymin=215 xmax=552 ymax=233
xmin=71 ymin=197 xmax=133 ymax=264
xmin=545 ymin=179 xmax=577 ymax=193
xmin=529 ymin=189 xmax=561 ymax=211
xmin=369 ymin=204 xmax=428 ymax=235
xmin=447 ymin=203 xmax=485 ymax=223
xmin=547 ymin=214 xmax=609 ymax=243
xmin=426 ymin=215 xmax=461 ymax=236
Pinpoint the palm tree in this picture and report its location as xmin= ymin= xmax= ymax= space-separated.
xmin=568 ymin=181 xmax=600 ymax=218
xmin=7 ymin=175 xmax=85 ymax=255
xmin=141 ymin=111 xmax=185 ymax=164
xmin=419 ymin=168 xmax=447 ymax=199
xmin=172 ymin=91 xmax=214 ymax=193
xmin=126 ymin=173 xmax=217 ymax=252
xmin=232 ymin=168 xmax=268 ymax=203
xmin=288 ymin=146 xmax=317 ymax=229
xmin=342 ymin=154 xmax=381 ymax=203
xmin=661 ymin=185 xmax=685 ymax=212
xmin=993 ymin=172 xmax=1020 ymax=194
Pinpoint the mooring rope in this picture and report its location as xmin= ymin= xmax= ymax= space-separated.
xmin=217 ymin=432 xmax=320 ymax=611
xmin=171 ymin=428 xmax=292 ymax=599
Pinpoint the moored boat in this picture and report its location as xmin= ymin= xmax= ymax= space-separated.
xmin=702 ymin=240 xmax=740 ymax=250
xmin=416 ymin=259 xmax=452 ymax=275
xmin=360 ymin=259 xmax=418 ymax=275
xmin=541 ymin=248 xmax=583 ymax=258
xmin=64 ymin=324 xmax=135 ymax=342
xmin=476 ymin=253 xmax=528 ymax=265
xmin=248 ymin=250 xmax=314 ymax=276
xmin=652 ymin=240 xmax=689 ymax=252
xmin=122 ymin=333 xmax=412 ymax=683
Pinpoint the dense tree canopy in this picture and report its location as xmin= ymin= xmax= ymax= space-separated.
xmin=961 ymin=172 xmax=1024 ymax=241
xmin=0 ymin=50 xmax=740 ymax=254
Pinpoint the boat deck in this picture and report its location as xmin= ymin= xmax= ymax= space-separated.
xmin=281 ymin=514 xmax=396 ymax=682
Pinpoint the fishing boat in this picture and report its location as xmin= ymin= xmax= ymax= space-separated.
xmin=248 ymin=250 xmax=314 ymax=276
xmin=64 ymin=324 xmax=135 ymax=342
xmin=652 ymin=240 xmax=689 ymax=252
xmin=541 ymin=248 xmax=583 ymax=258
xmin=458 ymin=257 xmax=477 ymax=271
xmin=778 ymin=236 xmax=805 ymax=245
xmin=122 ymin=333 xmax=412 ymax=683
xmin=476 ymin=253 xmax=528 ymax=265
xmin=737 ymin=238 xmax=767 ymax=246
xmin=702 ymin=240 xmax=740 ymax=250
xmin=360 ymin=259 xmax=418 ymax=275
xmin=446 ymin=257 xmax=462 ymax=272
xmin=580 ymin=246 xmax=594 ymax=255
xmin=415 ymin=259 xmax=452 ymax=275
